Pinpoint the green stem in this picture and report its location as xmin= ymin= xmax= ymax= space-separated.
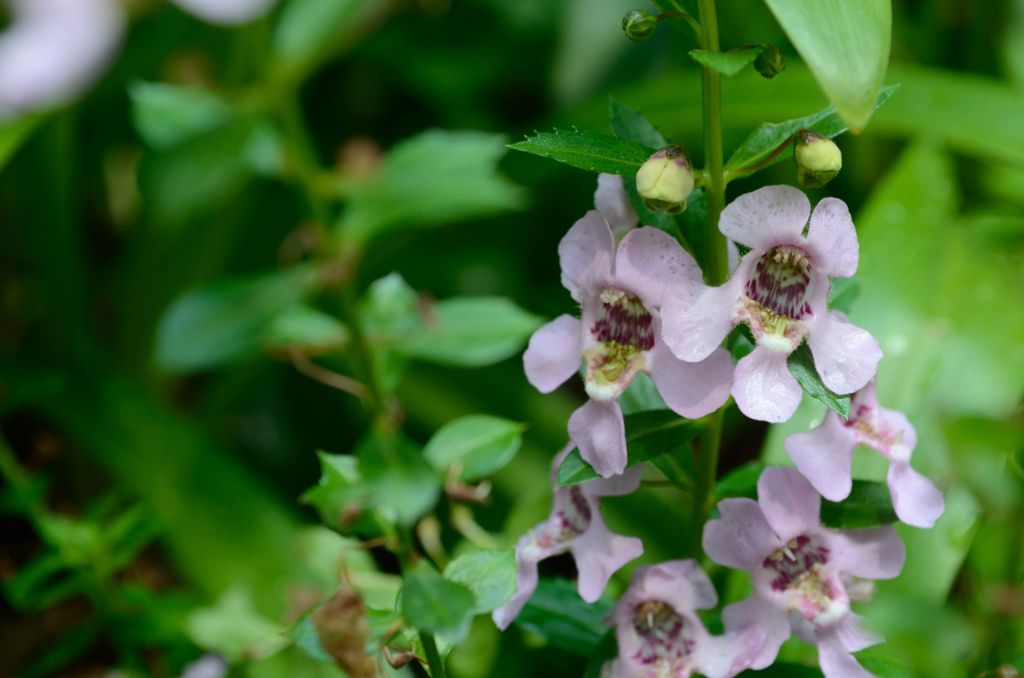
xmin=697 ymin=0 xmax=728 ymax=287
xmin=419 ymin=631 xmax=447 ymax=678
xmin=692 ymin=0 xmax=728 ymax=558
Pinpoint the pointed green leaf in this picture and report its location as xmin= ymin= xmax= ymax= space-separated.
xmin=558 ymin=410 xmax=703 ymax=485
xmin=129 ymin=82 xmax=233 ymax=150
xmin=423 ymin=415 xmax=525 ymax=481
xmin=509 ymin=129 xmax=654 ymax=175
xmin=394 ymin=297 xmax=541 ymax=367
xmin=787 ymin=343 xmax=851 ymax=418
xmin=764 ymin=0 xmax=891 ymax=132
xmin=689 ymin=47 xmax=761 ymax=77
xmin=725 ymin=85 xmax=897 ymax=174
xmin=358 ymin=434 xmax=441 ymax=527
xmin=515 ymin=578 xmax=613 ymax=655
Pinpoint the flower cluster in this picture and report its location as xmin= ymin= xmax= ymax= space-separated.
xmin=496 ymin=175 xmax=946 ymax=677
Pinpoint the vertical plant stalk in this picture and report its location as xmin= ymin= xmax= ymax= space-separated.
xmin=692 ymin=0 xmax=727 ymax=557
xmin=420 ymin=631 xmax=447 ymax=678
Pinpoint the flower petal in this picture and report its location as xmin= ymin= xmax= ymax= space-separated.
xmin=559 ymin=210 xmax=615 ymax=303
xmin=733 ymin=346 xmax=803 ymax=423
xmin=784 ymin=414 xmax=857 ymax=501
xmin=757 ymin=467 xmax=822 ymax=540
xmin=615 ymin=226 xmax=702 ymax=308
xmin=828 ymin=526 xmax=906 ymax=580
xmin=568 ymin=399 xmax=627 ymax=478
xmin=624 ymin=559 xmax=719 ymax=613
xmin=887 ymin=462 xmax=945 ymax=528
xmin=880 ymin=405 xmax=918 ymax=450
xmin=817 ymin=639 xmax=873 ymax=678
xmin=660 ymin=277 xmax=741 ymax=362
xmin=491 ymin=546 xmax=541 ymax=630
xmin=523 ymin=315 xmax=581 ymax=393
xmin=584 ymin=462 xmax=643 ymax=498
xmin=172 ymin=0 xmax=276 ymax=24
xmin=594 ymin=173 xmax=637 ymax=236
xmin=694 ymin=625 xmax=770 ymax=678
xmin=719 ymin=185 xmax=810 ymax=251
xmin=648 ymin=340 xmax=733 ymax=419
xmin=703 ymin=498 xmax=779 ymax=571
xmin=805 ymin=197 xmax=859 ymax=278
xmin=807 ymin=312 xmax=882 ymax=395
xmin=721 ymin=596 xmax=791 ymax=670
xmin=571 ymin=510 xmax=643 ymax=603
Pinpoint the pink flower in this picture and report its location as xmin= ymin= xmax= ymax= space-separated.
xmin=661 ymin=185 xmax=882 ymax=423
xmin=605 ymin=560 xmax=765 ymax=678
xmin=784 ymin=380 xmax=945 ymax=528
xmin=703 ymin=468 xmax=905 ymax=678
xmin=594 ymin=173 xmax=639 ymax=238
xmin=492 ymin=447 xmax=644 ymax=630
xmin=0 ymin=0 xmax=124 ymax=119
xmin=172 ymin=0 xmax=278 ymax=25
xmin=524 ymin=199 xmax=732 ymax=477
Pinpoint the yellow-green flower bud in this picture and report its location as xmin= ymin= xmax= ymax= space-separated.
xmin=622 ymin=10 xmax=657 ymax=42
xmin=754 ymin=45 xmax=785 ymax=79
xmin=635 ymin=145 xmax=694 ymax=212
xmin=794 ymin=130 xmax=842 ymax=188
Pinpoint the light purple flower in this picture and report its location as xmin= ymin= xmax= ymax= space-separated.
xmin=784 ymin=380 xmax=944 ymax=528
xmin=171 ymin=0 xmax=278 ymax=25
xmin=703 ymin=468 xmax=905 ymax=678
xmin=524 ymin=203 xmax=733 ymax=477
xmin=605 ymin=560 xmax=765 ymax=678
xmin=661 ymin=185 xmax=882 ymax=423
xmin=492 ymin=447 xmax=644 ymax=631
xmin=0 ymin=0 xmax=124 ymax=119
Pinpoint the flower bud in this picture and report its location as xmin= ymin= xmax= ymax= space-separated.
xmin=794 ymin=130 xmax=842 ymax=187
xmin=622 ymin=10 xmax=657 ymax=42
xmin=754 ymin=45 xmax=786 ymax=79
xmin=635 ymin=145 xmax=694 ymax=212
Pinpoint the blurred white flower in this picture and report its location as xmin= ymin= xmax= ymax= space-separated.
xmin=171 ymin=0 xmax=277 ymax=25
xmin=0 ymin=0 xmax=125 ymax=119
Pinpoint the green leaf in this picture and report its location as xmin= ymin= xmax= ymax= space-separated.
xmin=128 ymin=82 xmax=233 ymax=150
xmin=715 ymin=461 xmax=766 ymax=500
xmin=443 ymin=549 xmax=517 ymax=614
xmin=0 ymin=115 xmax=40 ymax=171
xmin=262 ymin=305 xmax=349 ymax=354
xmin=508 ymin=129 xmax=653 ymax=175
xmin=689 ymin=47 xmax=761 ymax=77
xmin=300 ymin=452 xmax=394 ymax=538
xmin=358 ymin=433 xmax=441 ymax=527
xmin=394 ymin=297 xmax=541 ymax=367
xmin=725 ymin=85 xmax=897 ymax=174
xmin=820 ymin=480 xmax=897 ymax=528
xmin=154 ymin=267 xmax=319 ymax=373
xmin=138 ymin=117 xmax=283 ymax=227
xmin=558 ymin=410 xmax=703 ymax=485
xmin=423 ymin=415 xmax=525 ymax=482
xmin=515 ymin=578 xmax=612 ymax=655
xmin=608 ymin=97 xmax=667 ymax=149
xmin=764 ymin=0 xmax=891 ymax=132
xmin=401 ymin=562 xmax=476 ymax=644
xmin=286 ymin=607 xmax=333 ymax=663
xmin=186 ymin=587 xmax=286 ymax=661
xmin=272 ymin=0 xmax=376 ymax=77
xmin=787 ymin=343 xmax=851 ymax=418
xmin=339 ymin=130 xmax=525 ymax=244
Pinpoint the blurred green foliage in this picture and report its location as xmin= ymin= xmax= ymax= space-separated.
xmin=0 ymin=0 xmax=1021 ymax=676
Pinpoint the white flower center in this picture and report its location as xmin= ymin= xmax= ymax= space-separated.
xmin=584 ymin=288 xmax=653 ymax=400
xmin=631 ymin=600 xmax=695 ymax=670
xmin=762 ymin=534 xmax=849 ymax=626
